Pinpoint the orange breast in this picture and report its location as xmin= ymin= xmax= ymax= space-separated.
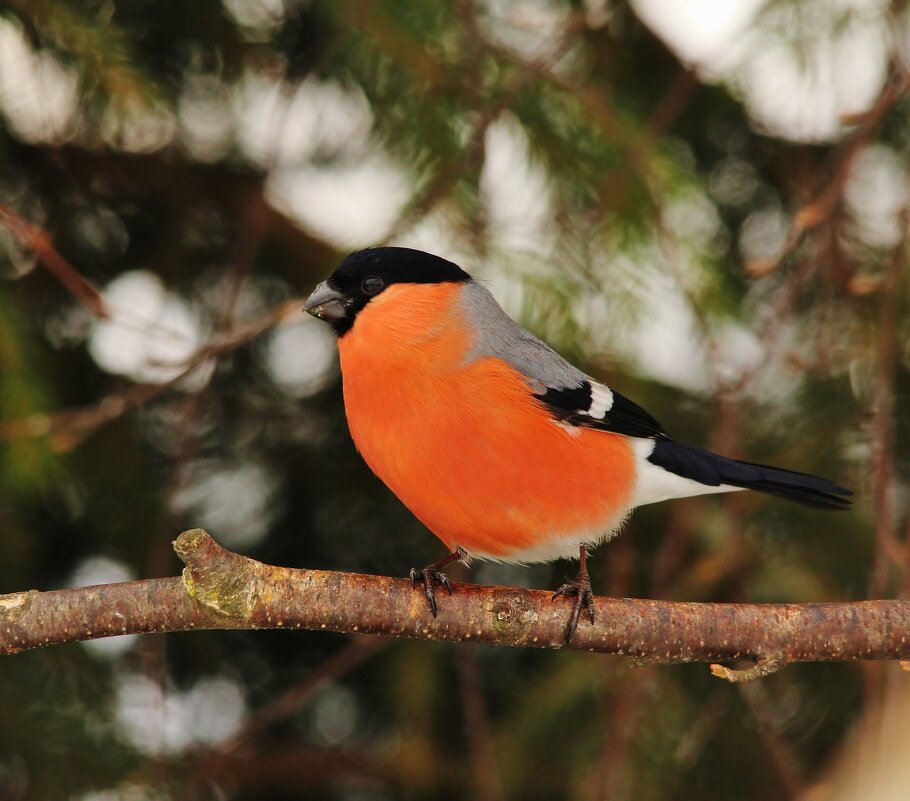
xmin=338 ymin=283 xmax=636 ymax=561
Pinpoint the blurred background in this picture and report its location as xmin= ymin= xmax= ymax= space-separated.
xmin=0 ymin=1 xmax=908 ymax=799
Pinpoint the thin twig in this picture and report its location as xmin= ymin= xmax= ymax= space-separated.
xmin=588 ymin=669 xmax=656 ymax=801
xmin=746 ymin=67 xmax=910 ymax=278
xmin=868 ymin=205 xmax=909 ymax=597
xmin=647 ymin=68 xmax=698 ymax=136
xmin=672 ymin=690 xmax=728 ymax=768
xmin=737 ymin=681 xmax=807 ymax=798
xmin=199 ymin=636 xmax=388 ymax=777
xmin=455 ymin=645 xmax=504 ymax=801
xmin=0 ymin=298 xmax=303 ymax=447
xmin=0 ymin=202 xmax=109 ymax=317
xmin=380 ymin=33 xmax=577 ymax=244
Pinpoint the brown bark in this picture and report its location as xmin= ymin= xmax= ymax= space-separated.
xmin=2 ymin=529 xmax=910 ymax=682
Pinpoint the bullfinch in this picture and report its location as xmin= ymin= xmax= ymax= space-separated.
xmin=304 ymin=247 xmax=851 ymax=642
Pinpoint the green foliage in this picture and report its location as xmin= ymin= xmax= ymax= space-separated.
xmin=0 ymin=296 xmax=59 ymax=495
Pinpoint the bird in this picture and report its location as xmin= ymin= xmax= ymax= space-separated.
xmin=304 ymin=246 xmax=851 ymax=642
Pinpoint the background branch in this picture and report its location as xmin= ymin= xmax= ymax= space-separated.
xmin=2 ymin=529 xmax=910 ymax=682
xmin=0 ymin=201 xmax=109 ymax=318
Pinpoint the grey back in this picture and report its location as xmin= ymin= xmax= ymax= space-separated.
xmin=457 ymin=280 xmax=586 ymax=392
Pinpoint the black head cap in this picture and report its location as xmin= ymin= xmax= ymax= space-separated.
xmin=305 ymin=247 xmax=471 ymax=336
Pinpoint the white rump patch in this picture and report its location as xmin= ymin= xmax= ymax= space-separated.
xmin=586 ymin=381 xmax=614 ymax=419
xmin=630 ymin=438 xmax=742 ymax=507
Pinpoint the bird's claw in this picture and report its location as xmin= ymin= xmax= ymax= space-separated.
xmin=410 ymin=565 xmax=452 ymax=618
xmin=551 ymin=574 xmax=596 ymax=643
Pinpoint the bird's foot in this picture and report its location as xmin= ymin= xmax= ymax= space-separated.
xmin=552 ymin=569 xmax=595 ymax=644
xmin=409 ymin=564 xmax=453 ymax=618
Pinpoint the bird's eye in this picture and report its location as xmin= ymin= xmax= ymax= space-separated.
xmin=361 ymin=275 xmax=384 ymax=295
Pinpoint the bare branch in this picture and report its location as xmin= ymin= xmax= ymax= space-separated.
xmin=869 ymin=203 xmax=910 ymax=596
xmin=0 ymin=202 xmax=109 ymax=317
xmin=379 ymin=33 xmax=577 ymax=245
xmin=746 ymin=66 xmax=910 ymax=279
xmin=455 ymin=644 xmax=504 ymax=801
xmin=0 ymin=298 xmax=303 ymax=448
xmin=736 ymin=679 xmax=807 ymax=798
xmin=199 ymin=636 xmax=388 ymax=778
xmin=2 ymin=529 xmax=910 ymax=682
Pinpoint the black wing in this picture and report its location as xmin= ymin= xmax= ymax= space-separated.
xmin=533 ymin=380 xmax=670 ymax=440
xmin=532 ymin=379 xmax=851 ymax=510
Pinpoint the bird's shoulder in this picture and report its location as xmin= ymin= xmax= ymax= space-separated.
xmin=457 ymin=280 xmax=669 ymax=441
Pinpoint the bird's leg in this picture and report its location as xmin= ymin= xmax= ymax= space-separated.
xmin=410 ymin=549 xmax=463 ymax=617
xmin=552 ymin=544 xmax=596 ymax=644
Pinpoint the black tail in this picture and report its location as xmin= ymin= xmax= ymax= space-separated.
xmin=649 ymin=440 xmax=852 ymax=510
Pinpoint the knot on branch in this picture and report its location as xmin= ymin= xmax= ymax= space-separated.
xmin=488 ymin=595 xmax=536 ymax=642
xmin=174 ymin=529 xmax=259 ymax=620
xmin=0 ymin=590 xmax=38 ymax=624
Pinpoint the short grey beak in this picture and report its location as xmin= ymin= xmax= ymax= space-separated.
xmin=304 ymin=281 xmax=347 ymax=321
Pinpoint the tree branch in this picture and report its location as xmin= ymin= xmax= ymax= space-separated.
xmin=2 ymin=529 xmax=910 ymax=682
xmin=0 ymin=201 xmax=109 ymax=318
xmin=745 ymin=64 xmax=910 ymax=279
xmin=0 ymin=297 xmax=303 ymax=448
